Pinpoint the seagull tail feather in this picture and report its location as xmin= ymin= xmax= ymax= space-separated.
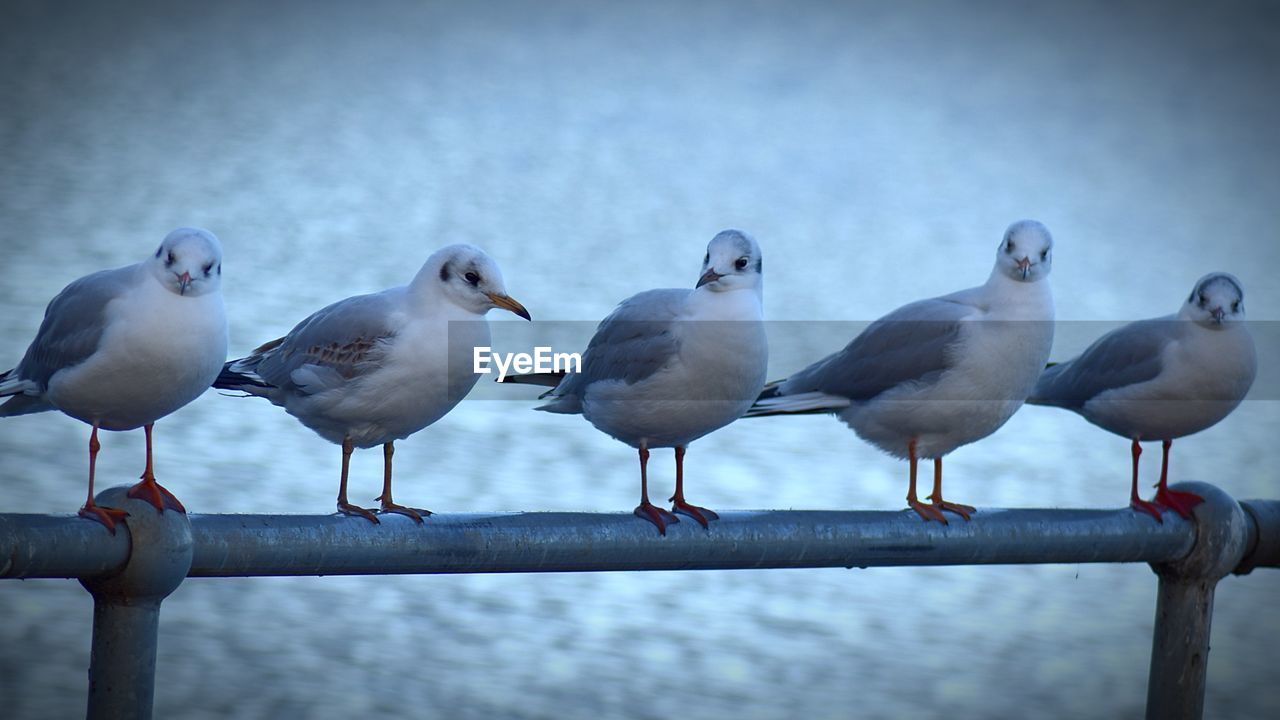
xmin=743 ymin=389 xmax=850 ymax=418
xmin=499 ymin=371 xmax=566 ymax=387
xmin=211 ymin=359 xmax=273 ymax=392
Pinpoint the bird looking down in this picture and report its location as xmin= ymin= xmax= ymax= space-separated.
xmin=746 ymin=220 xmax=1056 ymax=524
xmin=507 ymin=229 xmax=768 ymax=535
xmin=1029 ymin=272 xmax=1256 ymax=520
xmin=1 ymin=227 xmax=229 ymax=532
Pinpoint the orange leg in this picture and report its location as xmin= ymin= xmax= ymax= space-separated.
xmin=1152 ymin=439 xmax=1203 ymax=519
xmin=634 ymin=445 xmax=679 ymax=535
xmin=927 ymin=456 xmax=975 ymax=520
xmin=906 ymin=439 xmax=947 ymax=523
xmin=78 ymin=422 xmax=128 ymax=533
xmin=669 ymin=445 xmax=719 ymax=528
xmin=336 ymin=436 xmax=379 ymax=524
xmin=126 ymin=423 xmax=186 ymax=513
xmin=1129 ymin=439 xmax=1163 ymax=522
xmin=374 ymin=441 xmax=431 ymax=523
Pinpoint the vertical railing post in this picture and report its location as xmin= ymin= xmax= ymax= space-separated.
xmin=79 ymin=486 xmax=193 ymax=720
xmin=1145 ymin=481 xmax=1248 ymax=720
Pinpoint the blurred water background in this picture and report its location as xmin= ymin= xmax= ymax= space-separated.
xmin=2 ymin=1 xmax=1278 ymax=718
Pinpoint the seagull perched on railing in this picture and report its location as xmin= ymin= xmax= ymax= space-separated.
xmin=1 ymin=228 xmax=229 ymax=532
xmin=214 ymin=244 xmax=530 ymax=524
xmin=504 ymin=230 xmax=767 ymax=535
xmin=746 ymin=221 xmax=1056 ymax=523
xmin=1028 ymin=272 xmax=1256 ymax=521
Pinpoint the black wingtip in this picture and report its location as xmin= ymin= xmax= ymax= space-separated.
xmin=755 ymin=380 xmax=786 ymax=402
xmin=498 ymin=371 xmax=566 ymax=387
xmin=212 ymin=361 xmax=273 ymax=391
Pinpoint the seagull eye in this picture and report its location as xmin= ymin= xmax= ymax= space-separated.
xmin=1232 ymin=300 xmax=1240 ymax=313
xmin=734 ymin=256 xmax=748 ymax=271
xmin=1198 ymin=293 xmax=1207 ymax=306
xmin=1039 ymin=249 xmax=1048 ymax=261
xmin=202 ymin=262 xmax=214 ymax=276
xmin=1005 ymin=240 xmax=1015 ymax=254
xmin=464 ymin=271 xmax=480 ymax=286
xmin=703 ymin=253 xmax=710 ymax=265
xmin=165 ymin=251 xmax=176 ymax=267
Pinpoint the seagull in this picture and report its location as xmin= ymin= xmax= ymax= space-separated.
xmin=1 ymin=228 xmax=229 ymax=532
xmin=1028 ymin=272 xmax=1256 ymax=520
xmin=746 ymin=220 xmax=1056 ymax=523
xmin=213 ymin=244 xmax=530 ymax=524
xmin=506 ymin=230 xmax=767 ymax=535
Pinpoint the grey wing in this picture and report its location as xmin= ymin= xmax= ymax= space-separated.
xmin=1030 ymin=318 xmax=1174 ymax=411
xmin=548 ymin=288 xmax=687 ymax=400
xmin=251 ymin=291 xmax=401 ymax=396
xmin=12 ymin=266 xmax=140 ymax=389
xmin=780 ymin=297 xmax=971 ymax=401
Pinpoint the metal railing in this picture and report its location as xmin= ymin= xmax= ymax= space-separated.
xmin=3 ymin=481 xmax=1278 ymax=720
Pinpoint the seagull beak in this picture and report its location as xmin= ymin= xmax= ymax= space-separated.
xmin=696 ymin=269 xmax=723 ymax=288
xmin=1210 ymin=307 xmax=1225 ymax=324
xmin=177 ymin=271 xmax=192 ymax=295
xmin=1017 ymin=257 xmax=1031 ymax=280
xmin=487 ymin=292 xmax=532 ymax=321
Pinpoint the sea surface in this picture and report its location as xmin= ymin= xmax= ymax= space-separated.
xmin=1 ymin=2 xmax=1278 ymax=718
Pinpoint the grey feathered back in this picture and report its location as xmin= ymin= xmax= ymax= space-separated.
xmin=220 ymin=291 xmax=402 ymax=397
xmin=1028 ymin=319 xmax=1175 ymax=411
xmin=780 ymin=297 xmax=969 ymax=402
xmin=13 ymin=266 xmax=140 ymax=390
xmin=537 ymin=288 xmax=688 ymax=414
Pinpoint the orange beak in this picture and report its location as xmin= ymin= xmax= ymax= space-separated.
xmin=486 ymin=292 xmax=532 ymax=321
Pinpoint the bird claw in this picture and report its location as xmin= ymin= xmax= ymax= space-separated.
xmin=908 ymin=499 xmax=949 ymax=524
xmin=127 ymin=477 xmax=186 ymax=514
xmin=1153 ymin=487 xmax=1203 ymax=520
xmin=376 ymin=501 xmax=432 ymax=524
xmin=338 ymin=502 xmax=381 ymax=524
xmin=1130 ymin=497 xmax=1165 ymax=523
xmin=670 ymin=499 xmax=719 ymax=529
xmin=634 ymin=502 xmax=680 ymax=535
xmin=929 ymin=498 xmax=975 ymax=521
xmin=78 ymin=503 xmax=129 ymax=534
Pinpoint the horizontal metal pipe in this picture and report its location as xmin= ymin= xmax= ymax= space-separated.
xmin=1237 ymin=498 xmax=1280 ymax=574
xmin=0 ymin=513 xmax=130 ymax=579
xmin=8 ymin=502 xmax=1280 ymax=580
xmin=190 ymin=507 xmax=1198 ymax=577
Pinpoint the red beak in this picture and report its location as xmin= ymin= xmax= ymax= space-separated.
xmin=696 ymin=269 xmax=723 ymax=288
xmin=1016 ymin=257 xmax=1031 ymax=279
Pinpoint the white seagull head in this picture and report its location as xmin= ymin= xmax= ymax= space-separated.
xmin=1182 ymin=272 xmax=1246 ymax=328
xmin=424 ymin=243 xmax=531 ymax=320
xmin=995 ymin=220 xmax=1053 ymax=283
xmin=148 ymin=227 xmax=223 ymax=297
xmin=695 ymin=229 xmax=763 ymax=293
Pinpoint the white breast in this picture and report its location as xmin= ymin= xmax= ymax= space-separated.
xmin=582 ymin=288 xmax=768 ymax=449
xmin=48 ymin=277 xmax=228 ymax=431
xmin=842 ymin=275 xmax=1054 ymax=459
xmin=1084 ymin=323 xmax=1256 ymax=440
xmin=307 ymin=302 xmax=491 ymax=448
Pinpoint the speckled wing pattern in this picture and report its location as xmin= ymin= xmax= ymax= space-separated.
xmin=241 ymin=292 xmax=401 ymax=397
